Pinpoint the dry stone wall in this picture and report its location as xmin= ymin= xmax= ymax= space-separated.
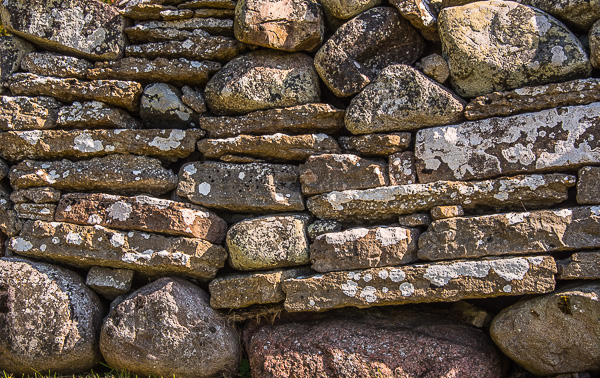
xmin=1 ymin=0 xmax=600 ymax=376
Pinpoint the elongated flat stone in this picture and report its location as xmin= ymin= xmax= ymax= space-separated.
xmin=9 ymin=73 xmax=142 ymax=111
xmin=9 ymin=220 xmax=227 ymax=281
xmin=418 ymin=206 xmax=600 ymax=261
xmin=10 ymin=155 xmax=178 ymax=195
xmin=56 ymin=101 xmax=141 ymax=129
xmin=416 ymin=103 xmax=600 ymax=183
xmin=198 ymin=103 xmax=344 ymax=138
xmin=10 ymin=187 xmax=61 ymax=204
xmin=55 ymin=193 xmax=227 ymax=243
xmin=178 ymin=0 xmax=237 ymax=9
xmin=282 ymin=255 xmax=556 ymax=312
xmin=178 ymin=161 xmax=304 ymax=212
xmin=0 ymin=129 xmax=202 ymax=162
xmin=0 ymin=96 xmax=62 ymax=131
xmin=307 ymin=173 xmax=575 ymax=222
xmin=14 ymin=203 xmax=56 ymax=221
xmin=557 ymin=251 xmax=600 ymax=280
xmin=125 ymin=36 xmax=245 ymax=61
xmin=339 ymin=132 xmax=411 ymax=157
xmin=21 ymin=52 xmax=93 ymax=79
xmin=125 ymin=18 xmax=234 ymax=42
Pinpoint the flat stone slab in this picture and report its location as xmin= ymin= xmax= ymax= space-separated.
xmin=55 ymin=193 xmax=227 ymax=243
xmin=282 ymin=255 xmax=556 ymax=312
xmin=557 ymin=251 xmax=600 ymax=280
xmin=339 ymin=132 xmax=411 ymax=157
xmin=125 ymin=18 xmax=234 ymax=42
xmin=9 ymin=220 xmax=227 ymax=281
xmin=307 ymin=173 xmax=575 ymax=222
xmin=178 ymin=161 xmax=304 ymax=212
xmin=178 ymin=0 xmax=237 ymax=9
xmin=125 ymin=35 xmax=245 ymax=62
xmin=14 ymin=203 xmax=56 ymax=221
xmin=56 ymin=101 xmax=142 ymax=129
xmin=9 ymin=73 xmax=142 ymax=111
xmin=21 ymin=52 xmax=93 ymax=79
xmin=577 ymin=166 xmax=600 ymax=205
xmin=419 ymin=206 xmax=600 ymax=261
xmin=10 ymin=155 xmax=178 ymax=195
xmin=415 ymin=103 xmax=600 ymax=183
xmin=10 ymin=187 xmax=61 ymax=204
xmin=86 ymin=266 xmax=134 ymax=300
xmin=0 ymin=96 xmax=62 ymax=131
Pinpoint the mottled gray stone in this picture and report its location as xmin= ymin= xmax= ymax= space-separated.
xmin=14 ymin=203 xmax=56 ymax=221
xmin=397 ymin=213 xmax=431 ymax=228
xmin=178 ymin=0 xmax=237 ymax=8
xmin=0 ymin=36 xmax=34 ymax=86
xmin=0 ymin=184 xmax=22 ymax=237
xmin=56 ymin=101 xmax=141 ymax=129
xmin=557 ymin=251 xmax=600 ymax=280
xmin=577 ymin=166 xmax=600 ymax=204
xmin=0 ymin=96 xmax=62 ymax=131
xmin=339 ymin=132 xmax=411 ymax=157
xmin=307 ymin=219 xmax=342 ymax=241
xmin=389 ymin=151 xmax=416 ymax=185
xmin=21 ymin=52 xmax=92 ymax=79
xmin=181 ymin=86 xmax=206 ymax=114
xmin=125 ymin=18 xmax=234 ymax=42
xmin=10 ymin=187 xmax=61 ymax=204
xmin=591 ymin=19 xmax=600 ymax=68
xmin=520 ymin=0 xmax=600 ymax=31
xmin=140 ymin=83 xmax=196 ymax=128
xmin=86 ymin=266 xmax=134 ymax=300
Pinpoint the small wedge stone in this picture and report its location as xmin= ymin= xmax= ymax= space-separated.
xmin=86 ymin=266 xmax=134 ymax=300
xmin=0 ymin=36 xmax=34 ymax=87
xmin=14 ymin=203 xmax=56 ymax=221
xmin=307 ymin=219 xmax=342 ymax=241
xmin=557 ymin=251 xmax=600 ymax=280
xmin=56 ymin=101 xmax=142 ymax=129
xmin=389 ymin=151 xmax=416 ymax=185
xmin=0 ymin=184 xmax=22 ymax=237
xmin=430 ymin=205 xmax=463 ymax=220
xmin=398 ymin=213 xmax=431 ymax=228
xmin=10 ymin=187 xmax=61 ymax=204
xmin=577 ymin=166 xmax=600 ymax=205
xmin=339 ymin=133 xmax=411 ymax=157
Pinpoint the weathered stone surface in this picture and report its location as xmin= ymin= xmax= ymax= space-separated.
xmin=307 ymin=173 xmax=575 ymax=222
xmin=419 ymin=206 xmax=600 ymax=261
xmin=339 ymin=132 xmax=411 ymax=157
xmin=0 ymin=96 xmax=62 ymax=131
xmin=178 ymin=161 xmax=304 ymax=212
xmin=315 ymin=7 xmax=425 ymax=97
xmin=389 ymin=151 xmax=416 ymax=185
xmin=235 ymin=0 xmax=324 ymax=52
xmin=227 ymin=214 xmax=310 ymax=270
xmin=57 ymin=101 xmax=142 ymax=129
xmin=390 ymin=0 xmax=439 ymax=41
xmin=491 ymin=282 xmax=600 ymax=375
xmin=125 ymin=18 xmax=234 ymax=42
xmin=181 ymin=85 xmax=207 ymax=114
xmin=439 ymin=1 xmax=591 ymax=98
xmin=10 ymin=220 xmax=227 ymax=280
xmin=311 ymin=226 xmax=420 ymax=272
xmin=320 ymin=0 xmax=381 ymax=19
xmin=591 ymin=20 xmax=600 ymax=68
xmin=9 ymin=73 xmax=143 ymax=111
xmin=557 ymin=251 xmax=600 ymax=280
xmin=178 ymin=0 xmax=237 ymax=8
xmin=86 ymin=266 xmax=134 ymax=300
xmin=430 ymin=205 xmax=463 ymax=220
xmin=283 ymin=255 xmax=556 ymax=311
xmin=198 ymin=133 xmax=341 ymax=162
xmin=55 ymin=193 xmax=227 ymax=243
xmin=0 ymin=257 xmax=104 ymax=375
xmin=398 ymin=213 xmax=431 ymax=227
xmin=0 ymin=129 xmax=202 ymax=162
xmin=205 ymin=50 xmax=320 ymax=115
xmin=120 ymin=4 xmax=195 ymax=20
xmin=210 ymin=267 xmax=313 ymax=308
xmin=415 ymin=52 xmax=450 ymax=83
xmin=10 ymin=155 xmax=178 ymax=195
xmin=0 ymin=159 xmax=7 ymax=180
xmin=140 ymin=83 xmax=196 ymax=128
xmin=577 ymin=166 xmax=600 ymax=204
xmin=21 ymin=52 xmax=92 ymax=79
xmin=307 ymin=219 xmax=342 ymax=241
xmin=125 ymin=34 xmax=245 ymax=61
xmin=199 ymin=103 xmax=344 ymax=138
xmin=1 ymin=0 xmax=126 ymax=61
xmin=416 ymin=103 xmax=600 ymax=183
xmin=245 ymin=309 xmax=505 ymax=377
xmin=101 ymin=277 xmax=240 ymax=378
xmin=0 ymin=36 xmax=34 ymax=86
xmin=14 ymin=203 xmax=56 ymax=221
xmin=465 ymin=79 xmax=600 ymax=121
xmin=520 ymin=0 xmax=600 ymax=31
xmin=299 ymin=154 xmax=388 ymax=196
xmin=0 ymin=184 xmax=21 ymax=237
xmin=10 ymin=187 xmax=61 ymax=204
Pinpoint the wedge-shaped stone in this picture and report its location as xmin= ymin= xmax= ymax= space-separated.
xmin=0 ymin=183 xmax=21 ymax=236
xmin=1 ymin=0 xmax=126 ymax=61
xmin=209 ymin=267 xmax=313 ymax=309
xmin=10 ymin=187 xmax=61 ymax=204
xmin=198 ymin=103 xmax=344 ymax=138
xmin=419 ymin=206 xmax=600 ymax=261
xmin=0 ymin=36 xmax=34 ymax=86
xmin=86 ymin=266 xmax=134 ymax=300
xmin=577 ymin=166 xmax=600 ymax=205
xmin=125 ymin=35 xmax=245 ymax=61
xmin=56 ymin=101 xmax=141 ymax=129
xmin=14 ymin=203 xmax=56 ymax=221
xmin=55 ymin=193 xmax=227 ymax=243
xmin=10 ymin=155 xmax=178 ymax=195
xmin=417 ymin=103 xmax=600 ymax=183
xmin=339 ymin=132 xmax=411 ymax=157
xmin=557 ymin=251 xmax=600 ymax=280
xmin=125 ymin=18 xmax=233 ymax=42
xmin=9 ymin=73 xmax=143 ymax=111
xmin=21 ymin=52 xmax=92 ymax=79
xmin=198 ymin=134 xmax=341 ymax=162
xmin=9 ymin=220 xmax=227 ymax=281
xmin=591 ymin=20 xmax=600 ymax=69
xmin=307 ymin=173 xmax=575 ymax=222
xmin=390 ymin=0 xmax=439 ymax=41
xmin=283 ymin=255 xmax=556 ymax=312
xmin=0 ymin=129 xmax=202 ymax=162
xmin=311 ymin=226 xmax=420 ymax=272
xmin=87 ymin=57 xmax=221 ymax=86
xmin=0 ymin=96 xmax=62 ymax=131
xmin=345 ymin=64 xmax=465 ymax=134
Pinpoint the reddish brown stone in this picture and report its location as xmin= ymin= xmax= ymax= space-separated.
xmin=389 ymin=151 xmax=416 ymax=185
xmin=430 ymin=205 xmax=464 ymax=220
xmin=339 ymin=132 xmax=411 ymax=157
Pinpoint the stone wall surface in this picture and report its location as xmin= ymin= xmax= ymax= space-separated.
xmin=1 ymin=0 xmax=600 ymax=376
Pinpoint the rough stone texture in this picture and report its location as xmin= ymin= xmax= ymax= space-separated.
xmin=591 ymin=20 xmax=600 ymax=68
xmin=300 ymin=154 xmax=388 ymax=196
xmin=86 ymin=266 xmax=134 ymax=300
xmin=557 ymin=251 xmax=600 ymax=280
xmin=56 ymin=101 xmax=142 ymax=129
xmin=120 ymin=4 xmax=196 ymax=20
xmin=244 ymin=309 xmax=505 ymax=377
xmin=0 ymin=159 xmax=7 ymax=181
xmin=398 ymin=213 xmax=432 ymax=227
xmin=14 ymin=203 xmax=56 ymax=221
xmin=390 ymin=0 xmax=439 ymax=41
xmin=389 ymin=151 xmax=416 ymax=185
xmin=430 ymin=205 xmax=464 ymax=220
xmin=491 ymin=282 xmax=600 ymax=375
xmin=0 ymin=257 xmax=104 ymax=375
xmin=55 ymin=193 xmax=227 ymax=243
xmin=10 ymin=155 xmax=178 ymax=195
xmin=339 ymin=132 xmax=411 ymax=157
xmin=0 ymin=96 xmax=62 ymax=131
xmin=0 ymin=36 xmax=34 ymax=86
xmin=520 ymin=0 xmax=600 ymax=31
xmin=439 ymin=1 xmax=591 ymax=98
xmin=199 ymin=103 xmax=344 ymax=138
xmin=199 ymin=133 xmax=341 ymax=163
xmin=577 ymin=166 xmax=600 ymax=205
xmin=465 ymin=78 xmax=600 ymax=121
xmin=0 ymin=184 xmax=21 ymax=237
xmin=0 ymin=0 xmax=126 ymax=61
xmin=178 ymin=161 xmax=304 ymax=212
xmin=100 ymin=277 xmax=240 ymax=378
xmin=416 ymin=103 xmax=600 ymax=183
xmin=307 ymin=173 xmax=575 ymax=222
xmin=419 ymin=206 xmax=600 ymax=261
xmin=9 ymin=73 xmax=143 ymax=111
xmin=227 ymin=214 xmax=310 ymax=271
xmin=20 ymin=52 xmax=92 ymax=79
xmin=178 ymin=0 xmax=237 ymax=9
xmin=140 ymin=83 xmax=196 ymax=128
xmin=345 ymin=65 xmax=465 ymax=134
xmin=283 ymin=255 xmax=556 ymax=312
xmin=10 ymin=220 xmax=227 ymax=281
xmin=415 ymin=53 xmax=450 ymax=83
xmin=181 ymin=86 xmax=206 ymax=114
xmin=311 ymin=226 xmax=420 ymax=273
xmin=320 ymin=0 xmax=381 ymax=19
xmin=205 ymin=50 xmax=320 ymax=115
xmin=315 ymin=7 xmax=426 ymax=97
xmin=209 ymin=267 xmax=313 ymax=308
xmin=125 ymin=18 xmax=234 ymax=41
xmin=0 ymin=128 xmax=202 ymax=163
xmin=10 ymin=187 xmax=61 ymax=204
xmin=307 ymin=219 xmax=342 ymax=241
